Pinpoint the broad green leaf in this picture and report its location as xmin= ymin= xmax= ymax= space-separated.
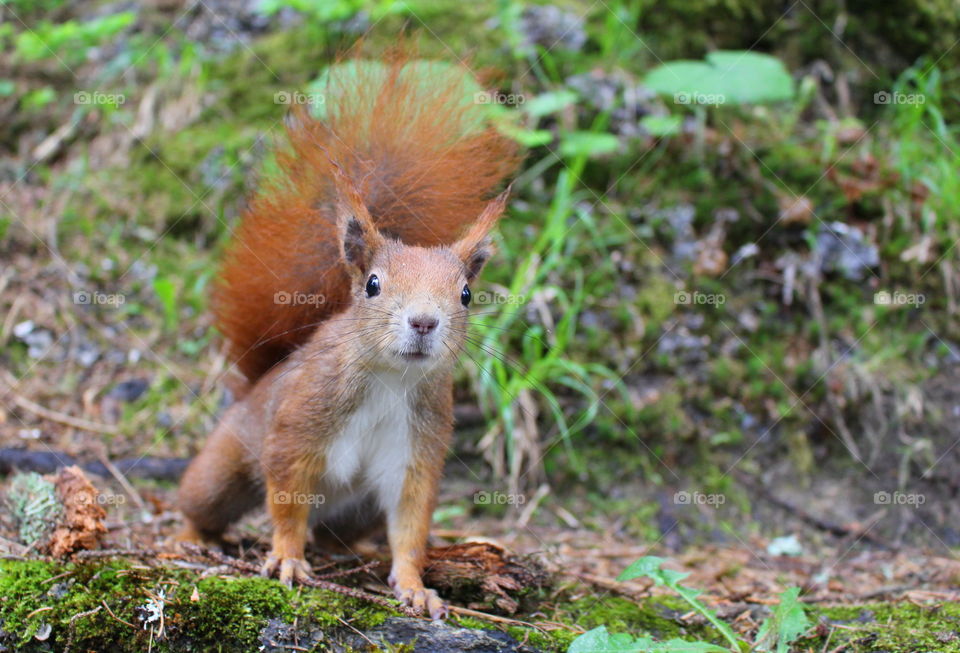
xmin=755 ymin=587 xmax=810 ymax=652
xmin=21 ymin=87 xmax=55 ymax=110
xmin=640 ymin=114 xmax=682 ymax=136
xmin=498 ymin=122 xmax=554 ymax=147
xmin=655 ymin=639 xmax=728 ymax=652
xmin=568 ymin=626 xmax=618 ymax=653
xmin=617 ymin=556 xmax=688 ymax=585
xmin=567 ymin=627 xmax=728 ymax=653
xmin=643 ymin=50 xmax=794 ymax=105
xmin=559 ymin=131 xmax=620 ymax=158
xmin=524 ymin=90 xmax=578 ymax=118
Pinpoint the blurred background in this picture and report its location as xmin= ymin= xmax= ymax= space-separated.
xmin=2 ymin=0 xmax=960 ymax=645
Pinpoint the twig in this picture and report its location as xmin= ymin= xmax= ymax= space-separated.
xmin=64 ymin=606 xmax=103 ymax=653
xmin=68 ymin=605 xmax=102 ymax=626
xmin=95 ymin=449 xmax=149 ymax=516
xmin=336 ymin=616 xmax=377 ymax=648
xmin=26 ymin=606 xmax=53 ymax=619
xmin=734 ymin=470 xmax=889 ymax=547
xmin=448 ymin=605 xmax=555 ymax=632
xmin=41 ymin=570 xmax=75 ymax=584
xmin=807 ymin=279 xmax=862 ymax=460
xmin=0 ymin=371 xmax=118 ymax=435
xmin=315 ymin=559 xmax=381 ymax=581
xmin=567 ymin=571 xmax=652 ymax=600
xmin=0 ymin=447 xmax=189 ymax=481
xmin=0 ymin=534 xmax=28 ymax=556
xmin=74 ymin=548 xmax=162 ymax=560
xmin=101 ymin=600 xmax=136 ymax=629
xmin=515 ymin=483 xmax=550 ymax=530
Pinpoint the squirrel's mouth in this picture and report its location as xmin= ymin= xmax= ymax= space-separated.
xmin=397 ymin=349 xmax=430 ymax=361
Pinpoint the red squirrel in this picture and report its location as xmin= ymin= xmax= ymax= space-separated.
xmin=176 ymin=52 xmax=521 ymax=619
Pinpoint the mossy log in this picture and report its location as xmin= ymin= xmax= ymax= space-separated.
xmin=2 ymin=558 xmax=959 ymax=652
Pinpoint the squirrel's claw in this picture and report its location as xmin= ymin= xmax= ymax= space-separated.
xmin=394 ymin=586 xmax=448 ymax=620
xmin=261 ymin=555 xmax=313 ymax=586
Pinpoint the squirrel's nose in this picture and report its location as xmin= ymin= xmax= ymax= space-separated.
xmin=408 ymin=314 xmax=439 ymax=335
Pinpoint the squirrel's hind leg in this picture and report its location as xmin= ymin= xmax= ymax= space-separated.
xmin=177 ymin=417 xmax=262 ymax=545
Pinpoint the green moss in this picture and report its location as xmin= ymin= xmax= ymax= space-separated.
xmin=7 ymin=558 xmax=960 ymax=652
xmin=558 ymin=595 xmax=721 ymax=643
xmin=0 ymin=559 xmax=400 ymax=651
xmin=809 ymin=602 xmax=960 ymax=652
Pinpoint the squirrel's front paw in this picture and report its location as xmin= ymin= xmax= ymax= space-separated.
xmin=260 ymin=554 xmax=313 ymax=586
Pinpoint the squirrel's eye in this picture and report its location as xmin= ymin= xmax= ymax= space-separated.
xmin=365 ymin=274 xmax=381 ymax=298
xmin=461 ymin=285 xmax=471 ymax=307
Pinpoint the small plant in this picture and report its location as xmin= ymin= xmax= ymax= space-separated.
xmin=568 ymin=557 xmax=810 ymax=652
xmin=5 ymin=472 xmax=61 ymax=548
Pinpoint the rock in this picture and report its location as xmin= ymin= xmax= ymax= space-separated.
xmin=332 ymin=617 xmax=539 ymax=653
xmin=260 ymin=618 xmax=323 ymax=653
xmin=107 ymin=378 xmax=151 ymax=403
xmin=518 ymin=6 xmax=586 ymax=53
xmin=813 ymin=221 xmax=879 ymax=280
xmin=13 ymin=321 xmax=55 ymax=359
xmin=12 ymin=320 xmax=34 ymax=339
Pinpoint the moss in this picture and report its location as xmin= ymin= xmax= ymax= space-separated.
xmin=8 ymin=559 xmax=960 ymax=652
xmin=806 ymin=602 xmax=960 ymax=652
xmin=0 ymin=559 xmax=401 ymax=652
xmin=556 ymin=595 xmax=722 ymax=643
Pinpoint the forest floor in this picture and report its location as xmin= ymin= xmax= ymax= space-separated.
xmin=3 ymin=0 xmax=960 ymax=650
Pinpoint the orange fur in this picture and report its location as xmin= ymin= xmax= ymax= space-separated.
xmin=213 ymin=50 xmax=521 ymax=381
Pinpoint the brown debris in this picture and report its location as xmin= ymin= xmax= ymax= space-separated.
xmin=48 ymin=465 xmax=107 ymax=557
xmin=423 ymin=541 xmax=548 ymax=613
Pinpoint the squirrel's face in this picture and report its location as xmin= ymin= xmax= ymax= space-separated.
xmin=351 ymin=242 xmax=473 ymax=372
xmin=335 ymin=183 xmax=509 ymax=375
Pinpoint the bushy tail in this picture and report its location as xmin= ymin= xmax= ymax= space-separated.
xmin=212 ymin=52 xmax=521 ymax=382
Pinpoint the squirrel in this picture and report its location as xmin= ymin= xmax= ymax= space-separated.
xmin=176 ymin=52 xmax=521 ymax=620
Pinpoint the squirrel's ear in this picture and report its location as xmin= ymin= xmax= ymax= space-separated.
xmin=452 ymin=186 xmax=511 ymax=281
xmin=339 ymin=207 xmax=384 ymax=273
xmin=335 ymin=181 xmax=384 ymax=274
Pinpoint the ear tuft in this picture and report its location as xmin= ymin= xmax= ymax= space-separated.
xmin=452 ymin=187 xmax=511 ymax=282
xmin=332 ymin=169 xmax=385 ymax=274
xmin=343 ymin=216 xmax=367 ymax=268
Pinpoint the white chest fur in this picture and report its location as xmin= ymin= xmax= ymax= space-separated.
xmin=324 ymin=372 xmax=413 ymax=513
